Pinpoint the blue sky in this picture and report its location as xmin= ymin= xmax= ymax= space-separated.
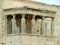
xmin=33 ymin=0 xmax=60 ymax=5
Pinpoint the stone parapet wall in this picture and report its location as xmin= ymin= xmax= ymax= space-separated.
xmin=3 ymin=35 xmax=58 ymax=45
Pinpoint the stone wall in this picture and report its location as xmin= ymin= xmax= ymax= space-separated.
xmin=3 ymin=35 xmax=57 ymax=45
xmin=0 ymin=0 xmax=60 ymax=45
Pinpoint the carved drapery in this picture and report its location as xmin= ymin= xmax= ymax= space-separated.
xmin=21 ymin=15 xmax=26 ymax=33
xmin=41 ymin=17 xmax=45 ymax=36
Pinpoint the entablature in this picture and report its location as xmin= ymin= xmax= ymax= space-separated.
xmin=4 ymin=7 xmax=56 ymax=18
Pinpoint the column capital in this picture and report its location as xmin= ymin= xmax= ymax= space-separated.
xmin=13 ymin=15 xmax=15 ymax=18
xmin=21 ymin=13 xmax=26 ymax=15
xmin=32 ymin=15 xmax=36 ymax=19
xmin=42 ymin=16 xmax=45 ymax=20
xmin=22 ymin=15 xmax=25 ymax=17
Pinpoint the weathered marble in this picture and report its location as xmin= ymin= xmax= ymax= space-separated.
xmin=0 ymin=0 xmax=60 ymax=45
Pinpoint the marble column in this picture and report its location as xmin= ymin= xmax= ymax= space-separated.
xmin=41 ymin=17 xmax=45 ymax=36
xmin=31 ymin=15 xmax=37 ymax=34
xmin=12 ymin=15 xmax=15 ymax=34
xmin=51 ymin=18 xmax=54 ymax=36
xmin=21 ymin=14 xmax=26 ymax=33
